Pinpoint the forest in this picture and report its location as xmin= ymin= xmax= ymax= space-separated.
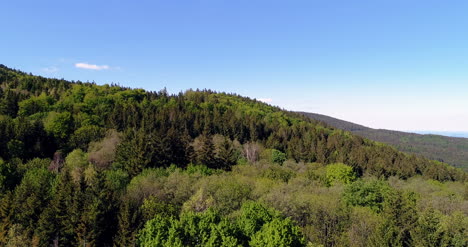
xmin=301 ymin=112 xmax=468 ymax=171
xmin=0 ymin=64 xmax=466 ymax=246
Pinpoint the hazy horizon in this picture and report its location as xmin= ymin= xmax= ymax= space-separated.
xmin=3 ymin=0 xmax=468 ymax=131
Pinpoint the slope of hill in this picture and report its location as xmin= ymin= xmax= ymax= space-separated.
xmin=0 ymin=65 xmax=466 ymax=246
xmin=300 ymin=112 xmax=468 ymax=171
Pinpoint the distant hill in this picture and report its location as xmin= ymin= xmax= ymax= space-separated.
xmin=300 ymin=112 xmax=468 ymax=171
xmin=412 ymin=131 xmax=468 ymax=138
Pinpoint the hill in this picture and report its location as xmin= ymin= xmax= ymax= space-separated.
xmin=300 ymin=112 xmax=468 ymax=171
xmin=0 ymin=65 xmax=466 ymax=246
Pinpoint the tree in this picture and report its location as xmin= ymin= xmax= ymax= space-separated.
xmin=114 ymin=200 xmax=141 ymax=247
xmin=325 ymin=163 xmax=357 ymax=186
xmin=44 ymin=111 xmax=73 ymax=140
xmin=17 ymin=93 xmax=54 ymax=116
xmin=216 ymin=137 xmax=237 ymax=170
xmin=237 ymin=202 xmax=275 ymax=238
xmin=114 ymin=129 xmax=155 ymax=176
xmin=343 ymin=179 xmax=392 ymax=212
xmin=243 ymin=142 xmax=260 ymax=163
xmin=411 ymin=208 xmax=445 ymax=247
xmin=197 ymin=134 xmax=216 ymax=168
xmin=271 ymin=149 xmax=286 ymax=165
xmin=13 ymin=168 xmax=54 ymax=235
xmin=370 ymin=190 xmax=418 ymax=247
xmin=0 ymin=159 xmax=18 ymax=193
xmin=250 ymin=218 xmax=305 ymax=247
xmin=6 ymin=139 xmax=24 ymax=158
xmin=0 ymin=192 xmax=13 ymax=245
xmin=36 ymin=171 xmax=76 ymax=246
xmin=70 ymin=125 xmax=104 ymax=150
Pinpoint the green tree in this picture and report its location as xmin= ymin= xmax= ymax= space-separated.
xmin=197 ymin=134 xmax=216 ymax=168
xmin=44 ymin=111 xmax=73 ymax=140
xmin=13 ymin=168 xmax=54 ymax=235
xmin=70 ymin=125 xmax=104 ymax=150
xmin=138 ymin=210 xmax=241 ymax=247
xmin=250 ymin=218 xmax=305 ymax=247
xmin=271 ymin=149 xmax=286 ymax=165
xmin=370 ymin=190 xmax=418 ymax=247
xmin=343 ymin=179 xmax=392 ymax=212
xmin=216 ymin=137 xmax=237 ymax=170
xmin=17 ymin=93 xmax=54 ymax=116
xmin=36 ymin=171 xmax=79 ymax=246
xmin=0 ymin=159 xmax=18 ymax=193
xmin=0 ymin=192 xmax=13 ymax=245
xmin=325 ymin=163 xmax=357 ymax=186
xmin=114 ymin=200 xmax=142 ymax=247
xmin=6 ymin=139 xmax=24 ymax=158
xmin=237 ymin=202 xmax=276 ymax=238
xmin=411 ymin=208 xmax=445 ymax=247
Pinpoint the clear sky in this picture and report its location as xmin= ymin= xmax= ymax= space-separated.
xmin=2 ymin=0 xmax=468 ymax=132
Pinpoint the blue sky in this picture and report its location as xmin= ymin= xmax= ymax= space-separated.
xmin=2 ymin=0 xmax=468 ymax=132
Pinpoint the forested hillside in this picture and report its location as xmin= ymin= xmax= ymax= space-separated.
xmin=301 ymin=112 xmax=468 ymax=171
xmin=0 ymin=65 xmax=466 ymax=246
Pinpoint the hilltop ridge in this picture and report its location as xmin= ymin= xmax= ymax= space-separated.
xmin=300 ymin=112 xmax=468 ymax=171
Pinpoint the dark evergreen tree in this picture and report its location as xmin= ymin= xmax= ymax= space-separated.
xmin=197 ymin=133 xmax=216 ymax=168
xmin=217 ymin=137 xmax=237 ymax=170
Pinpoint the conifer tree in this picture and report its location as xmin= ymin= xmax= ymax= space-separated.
xmin=0 ymin=192 xmax=13 ymax=245
xmin=197 ymin=133 xmax=216 ymax=168
xmin=217 ymin=137 xmax=236 ymax=170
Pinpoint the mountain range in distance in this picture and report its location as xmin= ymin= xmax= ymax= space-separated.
xmin=410 ymin=131 xmax=468 ymax=138
xmin=300 ymin=112 xmax=468 ymax=171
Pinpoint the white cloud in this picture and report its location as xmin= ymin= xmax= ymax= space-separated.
xmin=258 ymin=98 xmax=273 ymax=103
xmin=42 ymin=66 xmax=59 ymax=73
xmin=75 ymin=62 xmax=110 ymax=70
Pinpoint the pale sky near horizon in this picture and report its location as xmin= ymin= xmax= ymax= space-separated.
xmin=2 ymin=0 xmax=468 ymax=131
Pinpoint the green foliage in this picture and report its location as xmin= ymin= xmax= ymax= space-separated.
xmin=343 ymin=179 xmax=392 ymax=212
xmin=441 ymin=211 xmax=468 ymax=247
xmin=250 ymin=218 xmax=305 ymax=247
xmin=237 ymin=201 xmax=277 ymax=237
xmin=18 ymin=94 xmax=54 ymax=117
xmin=216 ymin=137 xmax=238 ymax=169
xmin=138 ymin=203 xmax=305 ymax=247
xmin=185 ymin=175 xmax=252 ymax=214
xmin=70 ymin=125 xmax=104 ymax=150
xmin=185 ymin=164 xmax=217 ymax=176
xmin=325 ymin=163 xmax=357 ymax=186
xmin=0 ymin=65 xmax=467 ymax=246
xmin=411 ymin=208 xmax=445 ymax=247
xmin=13 ymin=168 xmax=55 ymax=233
xmin=370 ymin=190 xmax=418 ymax=247
xmin=7 ymin=139 xmax=24 ymax=158
xmin=0 ymin=159 xmax=17 ymax=193
xmin=346 ymin=207 xmax=383 ymax=247
xmin=141 ymin=196 xmax=179 ymax=220
xmin=261 ymin=165 xmax=295 ymax=182
xmin=44 ymin=111 xmax=73 ymax=139
xmin=65 ymin=148 xmax=88 ymax=168
xmin=16 ymin=158 xmax=50 ymax=175
xmin=137 ymin=215 xmax=174 ymax=247
xmin=271 ymin=149 xmax=287 ymax=165
xmin=138 ymin=210 xmax=241 ymax=247
xmin=196 ymin=134 xmax=217 ymax=168
xmin=104 ymin=169 xmax=130 ymax=192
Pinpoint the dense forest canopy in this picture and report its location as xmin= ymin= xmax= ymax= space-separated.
xmin=0 ymin=65 xmax=466 ymax=246
xmin=301 ymin=112 xmax=468 ymax=171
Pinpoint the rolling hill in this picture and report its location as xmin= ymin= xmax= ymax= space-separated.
xmin=0 ymin=65 xmax=466 ymax=246
xmin=300 ymin=112 xmax=468 ymax=171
